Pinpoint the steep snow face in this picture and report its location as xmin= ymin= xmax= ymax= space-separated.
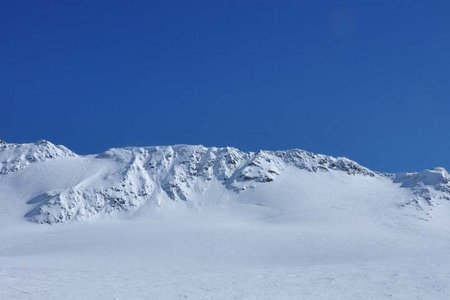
xmin=0 ymin=140 xmax=76 ymax=174
xmin=1 ymin=141 xmax=449 ymax=224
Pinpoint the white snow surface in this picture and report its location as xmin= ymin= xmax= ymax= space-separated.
xmin=1 ymin=140 xmax=450 ymax=299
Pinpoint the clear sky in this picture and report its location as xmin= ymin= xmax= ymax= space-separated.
xmin=1 ymin=0 xmax=449 ymax=172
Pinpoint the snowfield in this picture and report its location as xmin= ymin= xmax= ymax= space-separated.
xmin=1 ymin=140 xmax=450 ymax=299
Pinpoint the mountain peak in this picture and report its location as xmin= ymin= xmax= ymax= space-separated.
xmin=0 ymin=140 xmax=77 ymax=174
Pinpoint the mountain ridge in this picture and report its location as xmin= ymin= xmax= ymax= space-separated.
xmin=1 ymin=139 xmax=449 ymax=224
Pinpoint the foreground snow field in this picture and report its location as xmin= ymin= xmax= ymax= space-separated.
xmin=2 ymin=220 xmax=450 ymax=300
xmin=1 ymin=140 xmax=450 ymax=299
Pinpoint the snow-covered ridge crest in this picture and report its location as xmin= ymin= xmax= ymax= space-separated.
xmin=97 ymin=145 xmax=377 ymax=195
xmin=0 ymin=139 xmax=77 ymax=174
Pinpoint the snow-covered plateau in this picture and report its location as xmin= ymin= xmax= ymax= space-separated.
xmin=1 ymin=140 xmax=450 ymax=299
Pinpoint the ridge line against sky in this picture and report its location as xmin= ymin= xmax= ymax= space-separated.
xmin=1 ymin=0 xmax=449 ymax=172
xmin=1 ymin=139 xmax=448 ymax=175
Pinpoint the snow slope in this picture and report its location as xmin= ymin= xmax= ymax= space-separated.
xmin=1 ymin=140 xmax=450 ymax=299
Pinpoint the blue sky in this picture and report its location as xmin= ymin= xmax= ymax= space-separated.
xmin=1 ymin=0 xmax=449 ymax=172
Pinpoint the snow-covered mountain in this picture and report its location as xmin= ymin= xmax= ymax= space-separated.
xmin=2 ymin=140 xmax=450 ymax=299
xmin=0 ymin=140 xmax=448 ymax=224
